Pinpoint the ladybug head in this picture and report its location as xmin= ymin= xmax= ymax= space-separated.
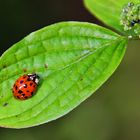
xmin=27 ymin=73 xmax=40 ymax=85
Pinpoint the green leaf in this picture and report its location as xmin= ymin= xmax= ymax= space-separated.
xmin=0 ymin=22 xmax=127 ymax=128
xmin=84 ymin=0 xmax=140 ymax=34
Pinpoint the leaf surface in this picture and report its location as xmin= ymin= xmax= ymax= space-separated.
xmin=0 ymin=22 xmax=127 ymax=128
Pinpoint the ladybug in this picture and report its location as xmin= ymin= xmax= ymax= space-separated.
xmin=12 ymin=73 xmax=39 ymax=100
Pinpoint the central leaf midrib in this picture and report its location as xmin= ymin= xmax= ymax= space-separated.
xmin=0 ymin=35 xmax=117 ymax=70
xmin=0 ymin=39 xmax=121 ymax=122
xmin=0 ymin=45 xmax=104 ymax=104
xmin=0 ymin=38 xmax=121 ymax=84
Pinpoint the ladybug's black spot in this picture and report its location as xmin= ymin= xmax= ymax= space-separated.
xmin=31 ymin=92 xmax=34 ymax=95
xmin=26 ymin=90 xmax=30 ymax=92
xmin=22 ymin=94 xmax=25 ymax=96
xmin=20 ymin=80 xmax=24 ymax=84
xmin=24 ymin=96 xmax=28 ymax=99
xmin=18 ymin=90 xmax=23 ymax=94
xmin=23 ymin=84 xmax=27 ymax=88
xmin=30 ymin=82 xmax=33 ymax=86
xmin=23 ymin=76 xmax=26 ymax=79
xmin=15 ymin=86 xmax=18 ymax=90
xmin=17 ymin=96 xmax=20 ymax=99
xmin=27 ymin=78 xmax=31 ymax=81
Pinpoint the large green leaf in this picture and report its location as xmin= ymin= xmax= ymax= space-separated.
xmin=84 ymin=0 xmax=140 ymax=34
xmin=0 ymin=22 xmax=127 ymax=128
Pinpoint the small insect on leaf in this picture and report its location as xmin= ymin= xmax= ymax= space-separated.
xmin=12 ymin=74 xmax=39 ymax=100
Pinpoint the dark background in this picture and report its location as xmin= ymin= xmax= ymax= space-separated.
xmin=0 ymin=0 xmax=140 ymax=140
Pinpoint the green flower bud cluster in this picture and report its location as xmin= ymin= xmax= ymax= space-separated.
xmin=120 ymin=2 xmax=140 ymax=38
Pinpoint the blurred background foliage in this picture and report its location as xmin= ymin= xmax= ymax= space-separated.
xmin=0 ymin=0 xmax=140 ymax=140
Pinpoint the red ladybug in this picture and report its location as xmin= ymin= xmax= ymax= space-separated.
xmin=12 ymin=73 xmax=39 ymax=100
